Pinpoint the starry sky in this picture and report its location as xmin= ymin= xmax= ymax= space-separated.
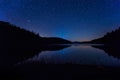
xmin=0 ymin=0 xmax=120 ymax=41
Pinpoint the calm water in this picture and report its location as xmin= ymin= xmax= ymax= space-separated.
xmin=1 ymin=44 xmax=120 ymax=80
xmin=22 ymin=44 xmax=120 ymax=66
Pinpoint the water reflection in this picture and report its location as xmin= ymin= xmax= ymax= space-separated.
xmin=92 ymin=45 xmax=120 ymax=58
xmin=24 ymin=44 xmax=120 ymax=67
xmin=0 ymin=45 xmax=70 ymax=67
xmin=1 ymin=44 xmax=120 ymax=80
xmin=1 ymin=44 xmax=120 ymax=67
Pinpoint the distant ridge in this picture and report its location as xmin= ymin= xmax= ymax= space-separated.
xmin=0 ymin=21 xmax=71 ymax=49
xmin=90 ymin=27 xmax=120 ymax=45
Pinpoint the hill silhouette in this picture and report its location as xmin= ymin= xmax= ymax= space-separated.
xmin=0 ymin=21 xmax=71 ymax=49
xmin=0 ymin=21 xmax=71 ymax=67
xmin=90 ymin=27 xmax=120 ymax=45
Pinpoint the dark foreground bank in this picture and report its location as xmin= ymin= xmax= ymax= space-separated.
xmin=0 ymin=64 xmax=120 ymax=80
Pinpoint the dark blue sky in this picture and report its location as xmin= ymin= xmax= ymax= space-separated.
xmin=0 ymin=0 xmax=120 ymax=41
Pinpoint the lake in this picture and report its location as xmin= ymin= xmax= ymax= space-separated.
xmin=20 ymin=44 xmax=120 ymax=67
xmin=1 ymin=44 xmax=120 ymax=80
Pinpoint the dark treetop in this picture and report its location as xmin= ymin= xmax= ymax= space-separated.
xmin=1 ymin=0 xmax=120 ymax=41
xmin=90 ymin=27 xmax=120 ymax=45
xmin=0 ymin=21 xmax=71 ymax=66
xmin=0 ymin=21 xmax=71 ymax=49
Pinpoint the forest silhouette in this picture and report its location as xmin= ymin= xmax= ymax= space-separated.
xmin=0 ymin=21 xmax=71 ymax=49
xmin=0 ymin=21 xmax=120 ymax=80
xmin=0 ymin=21 xmax=71 ymax=67
xmin=91 ymin=27 xmax=120 ymax=45
xmin=1 ymin=21 xmax=120 ymax=61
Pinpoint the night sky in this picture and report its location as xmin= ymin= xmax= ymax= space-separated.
xmin=0 ymin=0 xmax=120 ymax=41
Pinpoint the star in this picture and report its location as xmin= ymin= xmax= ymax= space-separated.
xmin=27 ymin=20 xmax=31 ymax=23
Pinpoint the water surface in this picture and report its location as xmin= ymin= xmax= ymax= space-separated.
xmin=24 ymin=44 xmax=120 ymax=66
